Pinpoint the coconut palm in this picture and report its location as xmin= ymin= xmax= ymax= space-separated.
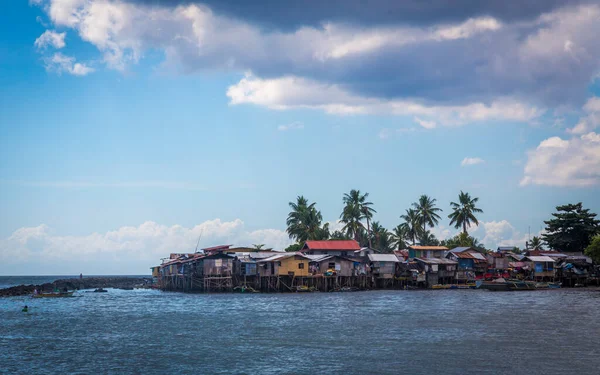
xmin=419 ymin=230 xmax=439 ymax=246
xmin=412 ymin=195 xmax=443 ymax=234
xmin=286 ymin=196 xmax=330 ymax=242
xmin=448 ymin=191 xmax=483 ymax=235
xmin=390 ymin=224 xmax=409 ymax=250
xmin=252 ymin=244 xmax=265 ymax=250
xmin=340 ymin=189 xmax=376 ymax=246
xmin=370 ymin=221 xmax=393 ymax=253
xmin=400 ymin=208 xmax=422 ymax=245
xmin=529 ymin=236 xmax=544 ymax=250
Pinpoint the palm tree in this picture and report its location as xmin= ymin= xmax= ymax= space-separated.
xmin=412 ymin=195 xmax=443 ymax=235
xmin=370 ymin=221 xmax=393 ymax=253
xmin=252 ymin=244 xmax=265 ymax=250
xmin=286 ymin=196 xmax=330 ymax=242
xmin=448 ymin=191 xmax=483 ymax=235
xmin=400 ymin=208 xmax=421 ymax=245
xmin=529 ymin=236 xmax=543 ymax=250
xmin=340 ymin=189 xmax=376 ymax=246
xmin=390 ymin=224 xmax=409 ymax=250
xmin=419 ymin=230 xmax=439 ymax=246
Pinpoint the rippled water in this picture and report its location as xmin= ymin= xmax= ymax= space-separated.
xmin=1 ymin=286 xmax=600 ymax=374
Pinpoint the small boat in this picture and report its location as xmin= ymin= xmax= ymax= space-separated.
xmin=32 ymin=291 xmax=74 ymax=298
xmin=93 ymin=288 xmax=108 ymax=293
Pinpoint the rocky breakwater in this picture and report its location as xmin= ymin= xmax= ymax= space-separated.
xmin=0 ymin=277 xmax=152 ymax=297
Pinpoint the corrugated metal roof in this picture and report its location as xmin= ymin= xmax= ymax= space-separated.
xmin=409 ymin=245 xmax=449 ymax=250
xmin=415 ymin=257 xmax=457 ymax=265
xmin=449 ymin=247 xmax=472 ymax=253
xmin=525 ymin=256 xmax=555 ymax=262
xmin=368 ymin=254 xmax=400 ymax=262
xmin=201 ymin=244 xmax=233 ymax=252
xmin=304 ymin=240 xmax=360 ymax=251
xmin=257 ymin=252 xmax=310 ymax=262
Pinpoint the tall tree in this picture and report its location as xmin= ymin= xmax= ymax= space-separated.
xmin=330 ymin=230 xmax=350 ymax=240
xmin=340 ymin=189 xmax=376 ymax=246
xmin=390 ymin=224 xmax=409 ymax=250
xmin=419 ymin=230 xmax=439 ymax=246
xmin=400 ymin=208 xmax=421 ymax=245
xmin=412 ymin=195 xmax=443 ymax=235
xmin=542 ymin=203 xmax=599 ymax=253
xmin=370 ymin=221 xmax=393 ymax=253
xmin=286 ymin=196 xmax=330 ymax=243
xmin=585 ymin=235 xmax=600 ymax=264
xmin=448 ymin=191 xmax=483 ymax=235
xmin=528 ymin=236 xmax=543 ymax=251
xmin=440 ymin=232 xmax=485 ymax=252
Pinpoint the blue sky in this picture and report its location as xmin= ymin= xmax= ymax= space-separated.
xmin=1 ymin=0 xmax=599 ymax=275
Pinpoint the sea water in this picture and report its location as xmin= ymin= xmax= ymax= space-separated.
xmin=1 ymin=277 xmax=599 ymax=374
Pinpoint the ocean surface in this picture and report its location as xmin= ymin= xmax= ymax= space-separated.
xmin=1 ymin=277 xmax=600 ymax=374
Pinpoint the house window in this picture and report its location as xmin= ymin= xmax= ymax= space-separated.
xmin=298 ymin=263 xmax=305 ymax=269
xmin=328 ymin=262 xmax=335 ymax=269
xmin=341 ymin=252 xmax=347 ymax=256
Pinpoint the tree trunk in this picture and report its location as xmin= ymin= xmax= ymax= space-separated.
xmin=367 ymin=216 xmax=372 ymax=248
xmin=463 ymin=221 xmax=467 ymax=235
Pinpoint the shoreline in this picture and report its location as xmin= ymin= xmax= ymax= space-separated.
xmin=0 ymin=276 xmax=152 ymax=297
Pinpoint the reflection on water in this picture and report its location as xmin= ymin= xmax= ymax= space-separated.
xmin=1 ymin=288 xmax=599 ymax=374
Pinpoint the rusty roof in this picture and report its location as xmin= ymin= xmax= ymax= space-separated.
xmin=409 ymin=245 xmax=449 ymax=251
xmin=201 ymin=244 xmax=233 ymax=252
xmin=303 ymin=240 xmax=360 ymax=251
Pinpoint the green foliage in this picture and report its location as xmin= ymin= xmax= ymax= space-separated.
xmin=528 ymin=236 xmax=543 ymax=251
xmin=390 ymin=224 xmax=409 ymax=250
xmin=440 ymin=232 xmax=485 ymax=251
xmin=284 ymin=243 xmax=303 ymax=252
xmin=542 ymin=203 xmax=600 ymax=253
xmin=286 ymin=196 xmax=330 ymax=243
xmin=330 ymin=230 xmax=350 ymax=240
xmin=370 ymin=221 xmax=393 ymax=253
xmin=585 ymin=235 xmax=600 ymax=264
xmin=419 ymin=230 xmax=439 ymax=246
xmin=448 ymin=191 xmax=483 ymax=235
xmin=340 ymin=189 xmax=376 ymax=242
xmin=252 ymin=244 xmax=265 ymax=250
xmin=412 ymin=195 xmax=442 ymax=235
xmin=400 ymin=208 xmax=422 ymax=245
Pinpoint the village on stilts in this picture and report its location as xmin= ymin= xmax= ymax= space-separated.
xmin=151 ymin=192 xmax=600 ymax=293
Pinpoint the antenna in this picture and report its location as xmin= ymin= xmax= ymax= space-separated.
xmin=194 ymin=229 xmax=203 ymax=253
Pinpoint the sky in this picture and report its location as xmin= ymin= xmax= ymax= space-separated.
xmin=1 ymin=0 xmax=599 ymax=275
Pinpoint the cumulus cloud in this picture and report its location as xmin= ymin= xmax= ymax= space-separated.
xmin=34 ymin=29 xmax=66 ymax=49
xmin=227 ymin=74 xmax=543 ymax=126
xmin=567 ymin=97 xmax=600 ymax=134
xmin=44 ymin=52 xmax=94 ymax=76
xmin=0 ymin=219 xmax=291 ymax=274
xmin=277 ymin=122 xmax=304 ymax=131
xmin=470 ymin=220 xmax=535 ymax=249
xmin=31 ymin=1 xmax=600 ymax=111
xmin=461 ymin=157 xmax=485 ymax=166
xmin=520 ymin=132 xmax=600 ymax=187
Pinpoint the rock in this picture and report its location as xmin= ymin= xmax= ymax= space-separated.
xmin=0 ymin=277 xmax=153 ymax=297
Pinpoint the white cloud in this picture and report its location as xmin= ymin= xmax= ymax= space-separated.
xmin=0 ymin=219 xmax=291 ymax=275
xmin=34 ymin=30 xmax=66 ymax=49
xmin=378 ymin=127 xmax=418 ymax=139
xmin=414 ymin=116 xmax=436 ymax=129
xmin=227 ymin=74 xmax=544 ymax=126
xmin=521 ymin=131 xmax=600 ymax=187
xmin=567 ymin=96 xmax=600 ymax=134
xmin=277 ymin=122 xmax=304 ymax=131
xmin=461 ymin=157 xmax=485 ymax=166
xmin=44 ymin=52 xmax=94 ymax=76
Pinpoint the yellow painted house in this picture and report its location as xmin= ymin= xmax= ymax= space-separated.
xmin=258 ymin=253 xmax=311 ymax=277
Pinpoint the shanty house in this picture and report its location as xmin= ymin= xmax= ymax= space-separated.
xmin=301 ymin=240 xmax=361 ymax=257
xmin=408 ymin=245 xmax=449 ymax=259
xmin=446 ymin=247 xmax=487 ymax=280
xmin=486 ymin=252 xmax=509 ymax=270
xmin=203 ymin=253 xmax=234 ymax=276
xmin=523 ymin=256 xmax=556 ymax=280
xmin=368 ymin=254 xmax=400 ymax=279
xmin=415 ymin=258 xmax=457 ymax=287
xmin=306 ymin=255 xmax=355 ymax=276
xmin=257 ymin=253 xmax=311 ymax=277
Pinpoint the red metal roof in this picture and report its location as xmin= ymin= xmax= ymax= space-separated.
xmin=303 ymin=240 xmax=360 ymax=251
